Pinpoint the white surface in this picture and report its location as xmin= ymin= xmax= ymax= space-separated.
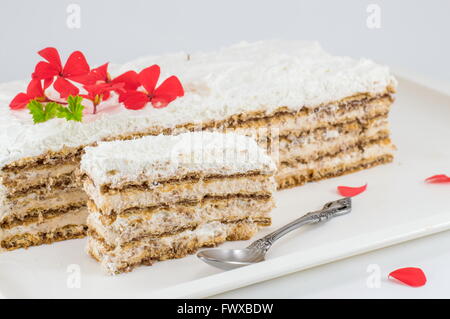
xmin=213 ymin=229 xmax=450 ymax=299
xmin=0 ymin=75 xmax=448 ymax=298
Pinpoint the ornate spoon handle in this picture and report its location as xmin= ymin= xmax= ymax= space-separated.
xmin=247 ymin=197 xmax=352 ymax=253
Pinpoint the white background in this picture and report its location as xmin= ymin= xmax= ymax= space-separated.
xmin=1 ymin=0 xmax=449 ymax=298
xmin=0 ymin=0 xmax=449 ymax=83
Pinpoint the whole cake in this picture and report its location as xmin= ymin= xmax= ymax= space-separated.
xmin=80 ymin=132 xmax=277 ymax=273
xmin=0 ymin=40 xmax=397 ymax=250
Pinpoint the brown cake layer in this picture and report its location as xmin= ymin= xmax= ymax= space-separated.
xmin=0 ymin=187 xmax=88 ymax=222
xmin=87 ymin=219 xmax=260 ymax=274
xmin=1 ymin=224 xmax=88 ymax=251
xmin=277 ymin=152 xmax=394 ymax=189
xmin=83 ymin=173 xmax=277 ymax=215
xmin=87 ymin=195 xmax=274 ymax=246
xmin=0 ymin=203 xmax=86 ymax=229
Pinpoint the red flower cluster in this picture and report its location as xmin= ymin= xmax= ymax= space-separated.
xmin=10 ymin=47 xmax=184 ymax=115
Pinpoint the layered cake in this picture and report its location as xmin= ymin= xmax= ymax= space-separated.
xmin=79 ymin=132 xmax=276 ymax=273
xmin=0 ymin=40 xmax=397 ymax=250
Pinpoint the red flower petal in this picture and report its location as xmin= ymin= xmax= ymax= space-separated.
xmin=153 ymin=75 xmax=184 ymax=104
xmin=9 ymin=93 xmax=31 ymax=110
xmin=62 ymin=51 xmax=90 ymax=80
xmin=32 ymin=61 xmax=59 ymax=80
xmin=38 ymin=47 xmax=62 ymax=72
xmin=425 ymin=174 xmax=450 ymax=184
xmin=121 ymin=91 xmax=149 ymax=110
xmin=53 ymin=77 xmax=79 ymax=98
xmin=337 ymin=184 xmax=367 ymax=197
xmin=138 ymin=65 xmax=160 ymax=95
xmin=389 ymin=267 xmax=427 ymax=287
xmin=91 ymin=63 xmax=109 ymax=81
xmin=26 ymin=79 xmax=44 ymax=98
xmin=78 ymin=63 xmax=109 ymax=85
xmin=43 ymin=77 xmax=54 ymax=89
xmin=102 ymin=90 xmax=111 ymax=101
xmin=112 ymin=70 xmax=140 ymax=91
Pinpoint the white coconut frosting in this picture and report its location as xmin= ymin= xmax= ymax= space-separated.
xmin=80 ymin=131 xmax=277 ymax=187
xmin=0 ymin=40 xmax=397 ymax=168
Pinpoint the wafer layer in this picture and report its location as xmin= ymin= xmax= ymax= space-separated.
xmin=87 ymin=219 xmax=260 ymax=274
xmin=0 ymin=207 xmax=88 ymax=251
xmin=87 ymin=195 xmax=274 ymax=247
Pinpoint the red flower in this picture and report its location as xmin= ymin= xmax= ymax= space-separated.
xmin=120 ymin=65 xmax=184 ymax=110
xmin=32 ymin=47 xmax=90 ymax=98
xmin=9 ymin=79 xmax=45 ymax=110
xmin=81 ymin=82 xmax=124 ymax=114
xmin=78 ymin=63 xmax=140 ymax=91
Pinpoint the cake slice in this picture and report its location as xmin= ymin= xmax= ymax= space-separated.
xmin=79 ymin=132 xmax=277 ymax=274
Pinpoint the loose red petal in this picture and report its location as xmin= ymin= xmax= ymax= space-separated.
xmin=120 ymin=91 xmax=149 ymax=110
xmin=337 ymin=184 xmax=367 ymax=197
xmin=9 ymin=93 xmax=31 ymax=110
xmin=62 ymin=51 xmax=90 ymax=80
xmin=32 ymin=61 xmax=59 ymax=80
xmin=153 ymin=75 xmax=184 ymax=103
xmin=138 ymin=65 xmax=160 ymax=95
xmin=389 ymin=267 xmax=427 ymax=287
xmin=112 ymin=70 xmax=140 ymax=91
xmin=26 ymin=79 xmax=44 ymax=98
xmin=38 ymin=47 xmax=62 ymax=72
xmin=53 ymin=77 xmax=79 ymax=98
xmin=425 ymin=174 xmax=450 ymax=184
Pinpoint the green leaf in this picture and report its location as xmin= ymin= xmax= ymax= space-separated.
xmin=57 ymin=95 xmax=84 ymax=122
xmin=27 ymin=100 xmax=59 ymax=124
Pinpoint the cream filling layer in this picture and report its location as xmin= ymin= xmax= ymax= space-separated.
xmin=0 ymin=207 xmax=88 ymax=244
xmin=84 ymin=175 xmax=277 ymax=215
xmin=277 ymin=141 xmax=395 ymax=179
xmin=207 ymin=97 xmax=391 ymax=147
xmin=88 ymin=196 xmax=274 ymax=246
xmin=87 ymin=220 xmax=259 ymax=274
xmin=1 ymin=162 xmax=78 ymax=193
xmin=276 ymin=119 xmax=389 ymax=162
xmin=0 ymin=188 xmax=88 ymax=222
xmin=230 ymin=96 xmax=390 ymax=137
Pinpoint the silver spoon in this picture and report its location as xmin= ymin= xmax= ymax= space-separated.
xmin=197 ymin=197 xmax=352 ymax=270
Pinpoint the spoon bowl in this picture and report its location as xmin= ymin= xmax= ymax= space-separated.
xmin=197 ymin=248 xmax=266 ymax=270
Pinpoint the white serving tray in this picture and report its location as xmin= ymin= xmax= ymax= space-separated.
xmin=0 ymin=75 xmax=449 ymax=298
